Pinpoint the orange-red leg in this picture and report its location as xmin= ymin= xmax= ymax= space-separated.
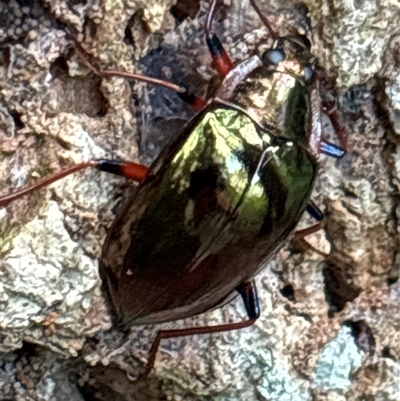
xmin=205 ymin=0 xmax=235 ymax=79
xmin=0 ymin=159 xmax=149 ymax=207
xmin=137 ymin=280 xmax=260 ymax=379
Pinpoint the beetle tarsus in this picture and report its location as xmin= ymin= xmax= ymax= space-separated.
xmin=0 ymin=162 xmax=94 ymax=207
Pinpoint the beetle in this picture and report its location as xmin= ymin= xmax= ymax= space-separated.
xmin=0 ymin=0 xmax=345 ymax=377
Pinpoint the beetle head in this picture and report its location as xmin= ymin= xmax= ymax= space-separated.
xmin=261 ymin=34 xmax=316 ymax=83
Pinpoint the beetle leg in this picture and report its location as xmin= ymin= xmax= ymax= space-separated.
xmin=293 ymin=199 xmax=329 ymax=258
xmin=94 ymin=159 xmax=149 ymax=180
xmin=306 ymin=199 xmax=324 ymax=221
xmin=139 ymin=280 xmax=259 ymax=378
xmin=323 ymin=106 xmax=348 ymax=152
xmin=315 ymin=68 xmax=349 ymax=152
xmin=205 ymin=0 xmax=234 ymax=78
xmin=70 ymin=36 xmax=207 ymax=111
xmin=248 ymin=0 xmax=278 ymax=40
xmin=236 ymin=280 xmax=261 ymax=320
xmin=321 ymin=140 xmax=345 ymax=159
xmin=292 ymin=221 xmax=328 ymax=258
xmin=0 ymin=159 xmax=149 ymax=207
xmin=293 ymin=200 xmax=330 ymax=257
xmin=206 ymin=33 xmax=234 ymax=79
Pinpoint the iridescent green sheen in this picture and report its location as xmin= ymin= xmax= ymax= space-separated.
xmin=101 ymin=105 xmax=317 ymax=326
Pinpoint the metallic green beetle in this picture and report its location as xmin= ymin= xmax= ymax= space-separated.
xmin=99 ymin=0 xmax=328 ymax=329
xmin=0 ymin=0 xmax=344 ymax=377
xmin=98 ymin=16 xmax=336 ymax=372
xmin=102 ymin=65 xmax=321 ymax=325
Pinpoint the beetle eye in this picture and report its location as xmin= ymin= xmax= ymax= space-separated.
xmin=262 ymin=48 xmax=285 ymax=66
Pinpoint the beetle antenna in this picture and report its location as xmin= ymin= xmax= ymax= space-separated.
xmin=70 ymin=38 xmax=186 ymax=94
xmin=249 ymin=0 xmax=278 ymax=41
xmin=205 ymin=0 xmax=219 ymax=37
